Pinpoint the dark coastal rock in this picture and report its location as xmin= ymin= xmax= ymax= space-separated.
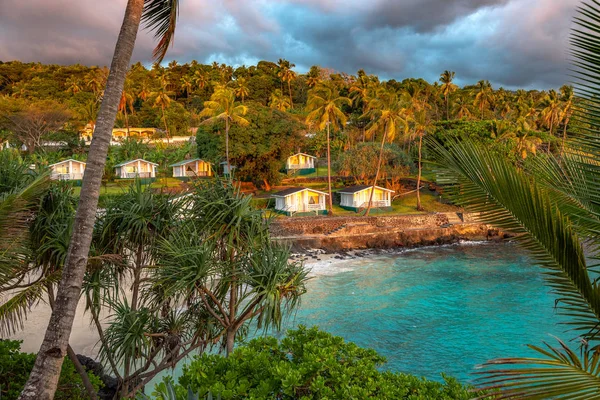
xmin=76 ymin=354 xmax=119 ymax=400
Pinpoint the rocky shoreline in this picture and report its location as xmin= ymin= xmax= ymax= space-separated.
xmin=271 ymin=212 xmax=508 ymax=253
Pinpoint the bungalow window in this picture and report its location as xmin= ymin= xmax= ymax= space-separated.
xmin=125 ymin=165 xmax=137 ymax=173
xmin=308 ymin=194 xmax=319 ymax=204
xmin=56 ymin=164 xmax=69 ymax=174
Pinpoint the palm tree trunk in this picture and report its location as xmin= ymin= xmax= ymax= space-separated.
xmin=45 ymin=285 xmax=97 ymax=400
xmin=161 ymin=104 xmax=170 ymax=144
xmin=19 ymin=2 xmax=145 ymax=399
xmin=288 ymin=80 xmax=294 ymax=108
xmin=416 ymin=133 xmax=423 ymax=211
xmin=225 ymin=117 xmax=230 ymax=177
xmin=326 ymin=122 xmax=333 ymax=215
xmin=562 ymin=114 xmax=570 ymax=156
xmin=365 ymin=122 xmax=387 ymax=217
xmin=124 ymin=105 xmax=130 ymax=138
xmin=445 ymin=94 xmax=449 ymax=120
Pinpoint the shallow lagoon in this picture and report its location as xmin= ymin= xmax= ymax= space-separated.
xmin=280 ymin=242 xmax=569 ymax=382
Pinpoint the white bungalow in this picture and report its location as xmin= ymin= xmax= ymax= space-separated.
xmin=220 ymin=161 xmax=237 ymax=176
xmin=114 ymin=159 xmax=158 ymax=179
xmin=49 ymin=159 xmax=86 ymax=181
xmin=286 ymin=153 xmax=316 ymax=174
xmin=272 ymin=187 xmax=328 ymax=216
xmin=170 ymin=158 xmax=213 ymax=179
xmin=339 ymin=185 xmax=394 ymax=212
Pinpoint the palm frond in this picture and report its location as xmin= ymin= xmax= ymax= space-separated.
xmin=0 ymin=271 xmax=60 ymax=336
xmin=142 ymin=0 xmax=179 ymax=63
xmin=475 ymin=339 xmax=600 ymax=399
xmin=428 ymin=138 xmax=600 ymax=337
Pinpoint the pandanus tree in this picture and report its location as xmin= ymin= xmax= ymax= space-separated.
xmin=306 ymin=81 xmax=351 ymax=215
xmin=428 ymin=2 xmax=600 ymax=397
xmin=363 ymin=88 xmax=408 ymax=216
xmin=19 ymin=0 xmax=181 ymax=398
xmin=200 ymin=87 xmax=249 ymax=175
xmin=157 ymin=180 xmax=307 ymax=356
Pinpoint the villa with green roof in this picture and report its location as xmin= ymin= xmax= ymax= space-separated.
xmin=272 ymin=187 xmax=328 ymax=216
xmin=114 ymin=159 xmax=158 ymax=179
xmin=339 ymin=185 xmax=394 ymax=212
xmin=170 ymin=158 xmax=212 ymax=179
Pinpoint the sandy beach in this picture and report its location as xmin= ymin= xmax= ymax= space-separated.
xmin=7 ymin=254 xmax=348 ymax=357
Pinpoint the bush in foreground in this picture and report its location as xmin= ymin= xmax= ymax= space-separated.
xmin=158 ymin=326 xmax=487 ymax=399
xmin=0 ymin=340 xmax=102 ymax=400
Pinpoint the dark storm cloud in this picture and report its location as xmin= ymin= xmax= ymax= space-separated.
xmin=364 ymin=0 xmax=511 ymax=32
xmin=0 ymin=0 xmax=580 ymax=89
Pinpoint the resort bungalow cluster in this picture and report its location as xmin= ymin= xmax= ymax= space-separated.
xmin=272 ymin=184 xmax=394 ymax=216
xmin=48 ymin=150 xmax=393 ymax=217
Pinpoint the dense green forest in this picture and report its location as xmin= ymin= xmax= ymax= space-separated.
xmin=0 ymin=60 xmax=574 ymax=180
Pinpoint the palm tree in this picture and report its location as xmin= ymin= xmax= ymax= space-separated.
xmin=137 ymin=79 xmax=151 ymax=102
xmin=234 ymin=77 xmax=249 ymax=104
xmin=411 ymin=110 xmax=434 ymax=210
xmin=200 ymin=87 xmax=249 ymax=174
xmin=151 ymin=82 xmax=174 ymax=142
xmin=540 ymin=89 xmax=563 ymax=153
xmin=363 ymin=88 xmax=407 ymax=215
xmin=269 ymin=89 xmax=291 ymax=111
xmin=439 ymin=71 xmax=458 ymax=120
xmin=453 ymin=94 xmax=473 ymax=120
xmin=19 ymin=1 xmax=180 ymax=398
xmin=278 ymin=59 xmax=296 ymax=108
xmin=118 ymin=79 xmax=134 ymax=137
xmin=427 ymin=3 xmax=600 ymax=397
xmin=560 ymin=85 xmax=575 ymax=152
xmin=65 ymin=77 xmax=82 ymax=95
xmin=473 ymin=80 xmax=493 ymax=120
xmin=349 ymin=74 xmax=376 ymax=141
xmin=193 ymin=70 xmax=208 ymax=91
xmin=306 ymin=82 xmax=351 ymax=215
xmin=180 ymin=75 xmax=193 ymax=99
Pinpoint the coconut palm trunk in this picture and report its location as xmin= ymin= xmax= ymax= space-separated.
xmin=445 ymin=94 xmax=449 ymax=120
xmin=161 ymin=103 xmax=170 ymax=144
xmin=225 ymin=117 xmax=231 ymax=176
xmin=288 ymin=80 xmax=294 ymax=108
xmin=19 ymin=1 xmax=145 ymax=399
xmin=416 ymin=133 xmax=424 ymax=211
xmin=326 ymin=122 xmax=333 ymax=215
xmin=124 ymin=104 xmax=130 ymax=138
xmin=365 ymin=122 xmax=388 ymax=217
xmin=45 ymin=285 xmax=97 ymax=400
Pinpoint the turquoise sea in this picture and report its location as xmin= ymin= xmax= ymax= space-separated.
xmin=160 ymin=242 xmax=570 ymax=385
xmin=279 ymin=242 xmax=570 ymax=382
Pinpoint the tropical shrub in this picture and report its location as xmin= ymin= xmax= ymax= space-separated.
xmin=0 ymin=340 xmax=102 ymax=400
xmin=167 ymin=326 xmax=485 ymax=400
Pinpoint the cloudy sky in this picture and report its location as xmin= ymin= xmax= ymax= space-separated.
xmin=0 ymin=0 xmax=578 ymax=89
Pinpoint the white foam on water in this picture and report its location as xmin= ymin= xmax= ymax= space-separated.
xmin=298 ymin=240 xmax=499 ymax=277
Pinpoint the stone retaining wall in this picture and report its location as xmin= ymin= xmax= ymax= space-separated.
xmin=270 ymin=213 xmax=452 ymax=237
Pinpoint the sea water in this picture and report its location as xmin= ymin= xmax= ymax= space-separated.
xmin=279 ymin=242 xmax=570 ymax=382
xmin=161 ymin=242 xmax=571 ymax=385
